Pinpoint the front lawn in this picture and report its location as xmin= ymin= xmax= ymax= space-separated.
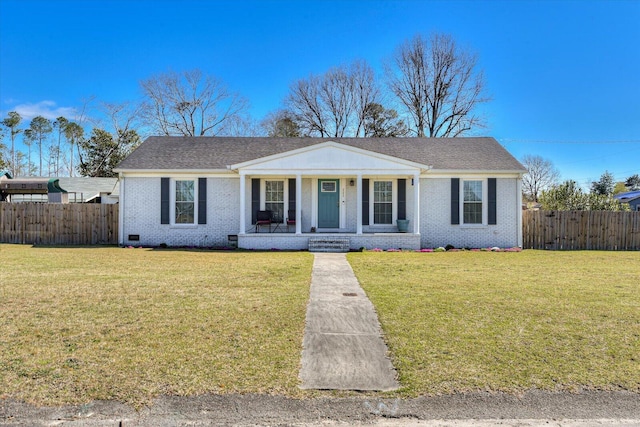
xmin=347 ymin=250 xmax=640 ymax=396
xmin=0 ymin=245 xmax=313 ymax=406
xmin=2 ymin=246 xmax=638 ymax=406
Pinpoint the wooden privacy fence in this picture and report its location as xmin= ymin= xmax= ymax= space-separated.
xmin=523 ymin=210 xmax=640 ymax=250
xmin=0 ymin=203 xmax=118 ymax=245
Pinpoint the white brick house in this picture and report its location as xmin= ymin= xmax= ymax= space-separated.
xmin=114 ymin=137 xmax=526 ymax=250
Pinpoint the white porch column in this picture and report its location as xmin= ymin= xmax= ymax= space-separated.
xmin=413 ymin=172 xmax=420 ymax=234
xmin=295 ymin=174 xmax=302 ymax=235
xmin=239 ymin=172 xmax=246 ymax=234
xmin=356 ymin=173 xmax=363 ymax=235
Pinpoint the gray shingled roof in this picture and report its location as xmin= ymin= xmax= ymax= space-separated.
xmin=115 ymin=136 xmax=525 ymax=172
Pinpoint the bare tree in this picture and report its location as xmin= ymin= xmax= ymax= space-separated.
xmin=288 ymin=74 xmax=327 ymax=136
xmin=387 ymin=33 xmax=488 ymax=137
xmin=521 ymin=154 xmax=560 ymax=202
xmin=350 ymin=60 xmax=380 ymax=137
xmin=221 ymin=115 xmax=262 ymax=137
xmin=100 ymin=102 xmax=142 ymax=140
xmin=286 ymin=60 xmax=380 ymax=137
xmin=140 ymin=69 xmax=248 ymax=136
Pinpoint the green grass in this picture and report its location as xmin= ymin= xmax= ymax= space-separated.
xmin=347 ymin=250 xmax=640 ymax=396
xmin=2 ymin=246 xmax=639 ymax=406
xmin=0 ymin=245 xmax=313 ymax=406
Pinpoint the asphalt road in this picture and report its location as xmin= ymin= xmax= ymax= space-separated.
xmin=2 ymin=391 xmax=639 ymax=426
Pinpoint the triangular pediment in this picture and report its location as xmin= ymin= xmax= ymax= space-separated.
xmin=230 ymin=141 xmax=427 ymax=173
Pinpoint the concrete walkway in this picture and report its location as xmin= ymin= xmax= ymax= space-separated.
xmin=299 ymin=253 xmax=399 ymax=391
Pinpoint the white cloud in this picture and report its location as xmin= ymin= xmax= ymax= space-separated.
xmin=13 ymin=101 xmax=78 ymax=121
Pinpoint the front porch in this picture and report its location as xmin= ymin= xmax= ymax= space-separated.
xmin=231 ymin=141 xmax=429 ymax=251
xmin=238 ymin=232 xmax=421 ymax=251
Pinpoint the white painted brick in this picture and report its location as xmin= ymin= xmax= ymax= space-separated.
xmin=122 ymin=176 xmax=240 ymax=247
xmin=420 ymin=178 xmax=519 ymax=249
xmin=122 ymin=175 xmax=520 ymax=250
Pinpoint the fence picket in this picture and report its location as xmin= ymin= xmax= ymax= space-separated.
xmin=2 ymin=203 xmax=638 ymax=250
xmin=0 ymin=203 xmax=118 ymax=245
xmin=522 ymin=210 xmax=640 ymax=250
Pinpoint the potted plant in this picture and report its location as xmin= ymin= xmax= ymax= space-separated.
xmin=396 ymin=219 xmax=410 ymax=232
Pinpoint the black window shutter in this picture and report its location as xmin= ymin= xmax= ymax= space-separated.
xmin=397 ymin=179 xmax=406 ymax=220
xmin=161 ymin=177 xmax=170 ymax=224
xmin=251 ymin=178 xmax=260 ymax=224
xmin=288 ymin=178 xmax=296 ymax=212
xmin=362 ymin=178 xmax=370 ymax=226
xmin=198 ymin=178 xmax=207 ymax=224
xmin=488 ymin=178 xmax=497 ymax=225
xmin=451 ymin=178 xmax=460 ymax=225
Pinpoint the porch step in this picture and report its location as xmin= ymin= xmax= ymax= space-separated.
xmin=308 ymin=237 xmax=350 ymax=253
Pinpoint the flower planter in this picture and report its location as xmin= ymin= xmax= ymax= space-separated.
xmin=396 ymin=219 xmax=410 ymax=233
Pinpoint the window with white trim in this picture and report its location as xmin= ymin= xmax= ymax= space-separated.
xmin=373 ymin=181 xmax=393 ymax=225
xmin=265 ymin=180 xmax=284 ymax=222
xmin=462 ymin=180 xmax=483 ymax=224
xmin=174 ymin=180 xmax=195 ymax=224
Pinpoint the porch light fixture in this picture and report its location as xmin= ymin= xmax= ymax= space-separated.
xmin=411 ymin=178 xmax=414 ymax=185
xmin=349 ymin=179 xmax=355 ymax=186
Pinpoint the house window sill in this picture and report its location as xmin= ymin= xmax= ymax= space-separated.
xmin=459 ymin=224 xmax=488 ymax=229
xmin=169 ymin=224 xmax=199 ymax=229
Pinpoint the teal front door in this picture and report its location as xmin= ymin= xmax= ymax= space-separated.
xmin=318 ymin=179 xmax=340 ymax=228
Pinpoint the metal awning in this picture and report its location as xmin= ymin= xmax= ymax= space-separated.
xmin=0 ymin=178 xmax=67 ymax=195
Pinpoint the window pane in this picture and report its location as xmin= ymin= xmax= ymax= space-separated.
xmin=175 ymin=180 xmax=195 ymax=224
xmin=265 ymin=181 xmax=284 ymax=222
xmin=374 ymin=181 xmax=392 ymax=202
xmin=175 ymin=202 xmax=195 ymax=224
xmin=463 ymin=203 xmax=482 ymax=224
xmin=373 ymin=181 xmax=393 ymax=224
xmin=265 ymin=181 xmax=283 ymax=202
xmin=464 ymin=181 xmax=482 ymax=202
xmin=374 ymin=202 xmax=392 ymax=224
xmin=463 ymin=180 xmax=482 ymax=224
xmin=176 ymin=180 xmax=194 ymax=202
xmin=321 ymin=181 xmax=336 ymax=192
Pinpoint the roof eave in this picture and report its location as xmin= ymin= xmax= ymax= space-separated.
xmin=427 ymin=169 xmax=527 ymax=175
xmin=114 ymin=168 xmax=233 ymax=174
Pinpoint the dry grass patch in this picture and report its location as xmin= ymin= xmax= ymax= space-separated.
xmin=0 ymin=245 xmax=313 ymax=406
xmin=348 ymin=250 xmax=640 ymax=396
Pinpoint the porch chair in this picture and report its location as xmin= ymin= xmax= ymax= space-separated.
xmin=255 ymin=210 xmax=273 ymax=233
xmin=286 ymin=209 xmax=296 ymax=232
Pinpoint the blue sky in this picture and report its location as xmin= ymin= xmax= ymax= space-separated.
xmin=1 ymin=0 xmax=639 ymax=187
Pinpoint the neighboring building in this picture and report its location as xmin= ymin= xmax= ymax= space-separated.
xmin=615 ymin=190 xmax=640 ymax=211
xmin=114 ymin=137 xmax=526 ymax=250
xmin=0 ymin=173 xmax=68 ymax=203
xmin=0 ymin=175 xmax=119 ymax=204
